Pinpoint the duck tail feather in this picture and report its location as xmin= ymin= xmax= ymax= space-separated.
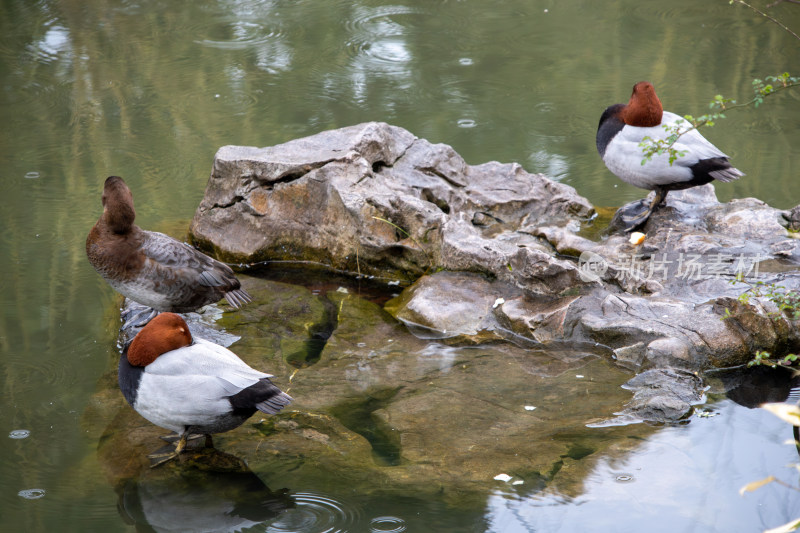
xmin=224 ymin=289 xmax=252 ymax=309
xmin=255 ymin=391 xmax=293 ymax=415
xmin=710 ymin=167 xmax=744 ymax=183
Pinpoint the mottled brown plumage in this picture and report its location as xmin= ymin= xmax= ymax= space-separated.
xmin=86 ymin=176 xmax=251 ymax=319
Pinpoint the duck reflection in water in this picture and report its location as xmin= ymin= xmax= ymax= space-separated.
xmin=116 ymin=453 xmax=294 ymax=533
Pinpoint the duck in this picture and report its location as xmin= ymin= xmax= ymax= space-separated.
xmin=118 ymin=312 xmax=292 ymax=466
xmin=86 ymin=176 xmax=251 ymax=326
xmin=596 ymin=81 xmax=744 ymax=231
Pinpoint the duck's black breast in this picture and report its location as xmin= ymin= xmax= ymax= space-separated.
xmin=596 ymin=103 xmax=626 ymax=158
xmin=118 ymin=351 xmax=144 ymax=407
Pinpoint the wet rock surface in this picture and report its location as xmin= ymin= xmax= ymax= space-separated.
xmin=187 ymin=123 xmax=799 ymax=426
xmin=88 ymin=276 xmax=652 ymax=508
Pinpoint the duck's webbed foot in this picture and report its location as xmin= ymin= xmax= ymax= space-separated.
xmin=620 ymin=188 xmax=668 ymax=233
xmin=121 ymin=305 xmax=159 ymax=330
xmin=159 ymin=432 xmax=205 ymax=444
xmin=148 ymin=431 xmax=190 ymax=468
xmin=620 ymin=211 xmax=651 ymax=233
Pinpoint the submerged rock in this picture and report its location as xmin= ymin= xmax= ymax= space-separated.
xmin=89 ymin=275 xmax=653 ymax=505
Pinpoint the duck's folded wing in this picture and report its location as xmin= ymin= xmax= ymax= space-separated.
xmin=660 ymin=111 xmax=729 ymax=163
xmin=143 ymin=361 xmax=265 ymax=404
xmin=146 ymin=342 xmax=272 ymax=392
xmin=135 ymin=373 xmax=248 ymax=426
xmin=140 ymin=231 xmax=238 ymax=286
xmin=140 ymin=343 xmax=290 ymax=421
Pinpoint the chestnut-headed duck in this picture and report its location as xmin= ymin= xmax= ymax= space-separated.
xmin=118 ymin=312 xmax=292 ymax=465
xmin=596 ymin=81 xmax=743 ymax=231
xmin=86 ymin=176 xmax=251 ymax=325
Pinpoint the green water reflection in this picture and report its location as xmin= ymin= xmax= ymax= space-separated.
xmin=1 ymin=0 xmax=799 ymax=531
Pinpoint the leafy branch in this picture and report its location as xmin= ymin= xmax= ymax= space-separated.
xmin=640 ymin=0 xmax=800 ymax=165
xmin=735 ymin=278 xmax=800 ymax=321
xmin=722 ymin=277 xmax=800 ymax=367
xmin=639 ymin=73 xmax=800 ymax=165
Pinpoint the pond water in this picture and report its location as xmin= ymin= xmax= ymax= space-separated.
xmin=1 ymin=0 xmax=800 ymax=531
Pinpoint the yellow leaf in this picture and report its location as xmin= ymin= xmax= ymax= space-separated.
xmin=739 ymin=476 xmax=776 ymax=496
xmin=761 ymin=403 xmax=800 ymax=427
xmin=764 ymin=518 xmax=800 ymax=533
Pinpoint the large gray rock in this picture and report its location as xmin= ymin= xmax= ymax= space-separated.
xmin=188 ymin=123 xmax=800 ymax=425
xmin=190 ymin=122 xmax=594 ymax=291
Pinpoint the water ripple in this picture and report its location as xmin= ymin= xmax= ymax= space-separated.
xmin=343 ymin=5 xmax=421 ymax=71
xmin=2 ymin=328 xmax=99 ymax=396
xmin=267 ymin=491 xmax=362 ymax=533
xmin=18 ymin=488 xmax=46 ymax=500
xmin=614 ymin=473 xmax=636 ymax=483
xmin=195 ymin=19 xmax=285 ymax=51
xmin=25 ymin=22 xmax=71 ymax=65
xmin=370 ymin=515 xmax=406 ymax=533
xmin=343 ymin=4 xmax=421 ymax=38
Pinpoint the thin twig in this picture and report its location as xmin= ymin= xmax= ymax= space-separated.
xmin=731 ymin=0 xmax=800 ymax=41
xmin=641 ymin=78 xmax=800 ymax=162
xmin=766 ymin=0 xmax=800 ymax=10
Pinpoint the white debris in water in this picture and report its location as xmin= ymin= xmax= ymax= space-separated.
xmin=387 ymin=280 xmax=400 ymax=286
xmin=694 ymin=408 xmax=719 ymax=418
xmin=493 ymin=474 xmax=512 ymax=482
xmin=512 ymin=480 xmax=524 ymax=486
xmin=492 ymin=297 xmax=505 ymax=309
xmin=576 ymin=375 xmax=584 ymax=379
xmin=336 ymin=287 xmax=349 ymax=294
xmin=524 ymin=405 xmax=536 ymax=411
